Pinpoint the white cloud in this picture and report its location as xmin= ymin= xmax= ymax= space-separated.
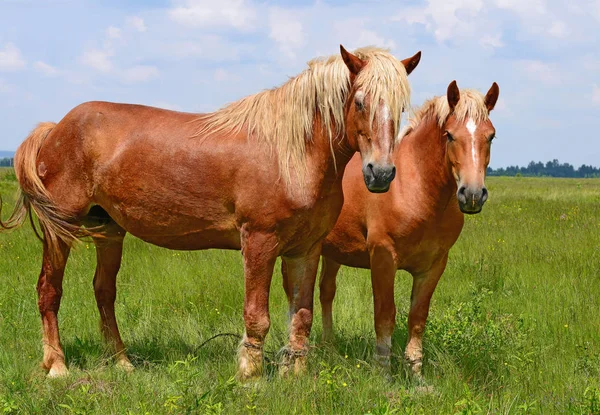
xmin=268 ymin=8 xmax=305 ymax=58
xmin=169 ymin=0 xmax=256 ymax=31
xmin=519 ymin=60 xmax=560 ymax=84
xmin=121 ymin=65 xmax=159 ymax=83
xmin=395 ymin=0 xmax=588 ymax=48
xmin=593 ymin=84 xmax=600 ymax=105
xmin=548 ymin=20 xmax=567 ymax=38
xmin=356 ymin=30 xmax=396 ymax=50
xmin=127 ymin=16 xmax=147 ymax=32
xmin=106 ymin=26 xmax=122 ymax=39
xmin=333 ymin=19 xmax=395 ymax=52
xmin=33 ymin=61 xmax=60 ymax=77
xmin=480 ymin=33 xmax=504 ymax=49
xmin=393 ymin=0 xmax=485 ymax=43
xmin=493 ymin=0 xmax=575 ymax=41
xmin=0 ymin=43 xmax=26 ymax=71
xmin=494 ymin=0 xmax=547 ymax=17
xmin=80 ymin=48 xmax=114 ymax=72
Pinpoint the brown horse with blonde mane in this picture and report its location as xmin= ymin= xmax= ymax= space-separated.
xmin=0 ymin=46 xmax=421 ymax=380
xmin=286 ymin=80 xmax=499 ymax=376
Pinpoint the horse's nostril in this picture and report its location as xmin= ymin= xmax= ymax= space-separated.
xmin=390 ymin=166 xmax=396 ymax=179
xmin=367 ymin=163 xmax=374 ymax=173
xmin=457 ymin=185 xmax=467 ymax=204
xmin=481 ymin=187 xmax=489 ymax=203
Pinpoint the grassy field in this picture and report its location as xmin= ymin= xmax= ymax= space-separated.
xmin=1 ymin=167 xmax=599 ymax=414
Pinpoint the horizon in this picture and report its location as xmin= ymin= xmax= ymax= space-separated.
xmin=0 ymin=1 xmax=598 ymax=169
xmin=1 ymin=149 xmax=599 ymax=170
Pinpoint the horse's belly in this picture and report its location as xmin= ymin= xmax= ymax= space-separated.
xmin=95 ymin=189 xmax=241 ymax=250
xmin=134 ymin=229 xmax=241 ymax=251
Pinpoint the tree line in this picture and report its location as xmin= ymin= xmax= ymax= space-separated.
xmin=1 ymin=157 xmax=599 ymax=177
xmin=487 ymin=160 xmax=600 ymax=178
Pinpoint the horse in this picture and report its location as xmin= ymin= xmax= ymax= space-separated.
xmin=0 ymin=46 xmax=421 ymax=380
xmin=286 ymin=80 xmax=499 ymax=377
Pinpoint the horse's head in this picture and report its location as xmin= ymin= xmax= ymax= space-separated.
xmin=443 ymin=80 xmax=499 ymax=214
xmin=340 ymin=45 xmax=421 ymax=193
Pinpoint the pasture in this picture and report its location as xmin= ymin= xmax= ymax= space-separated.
xmin=1 ymin=167 xmax=599 ymax=414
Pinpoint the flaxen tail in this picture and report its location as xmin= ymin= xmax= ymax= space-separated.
xmin=0 ymin=122 xmax=89 ymax=247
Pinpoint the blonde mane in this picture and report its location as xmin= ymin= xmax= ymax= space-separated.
xmin=195 ymin=47 xmax=411 ymax=187
xmin=400 ymin=89 xmax=490 ymax=139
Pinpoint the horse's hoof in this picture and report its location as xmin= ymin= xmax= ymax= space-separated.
xmin=116 ymin=357 xmax=135 ymax=373
xmin=237 ymin=346 xmax=263 ymax=382
xmin=404 ymin=356 xmax=423 ymax=378
xmin=47 ymin=362 xmax=69 ymax=378
xmin=279 ymin=347 xmax=307 ymax=378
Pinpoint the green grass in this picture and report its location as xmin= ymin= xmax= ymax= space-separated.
xmin=1 ymin=169 xmax=600 ymax=414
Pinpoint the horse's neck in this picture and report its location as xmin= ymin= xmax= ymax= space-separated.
xmin=307 ymin=118 xmax=354 ymax=187
xmin=401 ymin=116 xmax=456 ymax=205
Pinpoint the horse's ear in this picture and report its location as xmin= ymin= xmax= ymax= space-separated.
xmin=401 ymin=51 xmax=421 ymax=75
xmin=447 ymin=80 xmax=460 ymax=111
xmin=340 ymin=45 xmax=367 ymax=76
xmin=484 ymin=82 xmax=500 ymax=112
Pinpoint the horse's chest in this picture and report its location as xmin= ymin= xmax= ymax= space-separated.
xmin=280 ymin=192 xmax=344 ymax=254
xmin=392 ymin=209 xmax=463 ymax=270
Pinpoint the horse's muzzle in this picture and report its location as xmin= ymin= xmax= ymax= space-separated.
xmin=457 ymin=185 xmax=488 ymax=214
xmin=363 ymin=163 xmax=396 ymax=193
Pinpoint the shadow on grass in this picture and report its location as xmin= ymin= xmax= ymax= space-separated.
xmin=62 ymin=333 xmax=241 ymax=372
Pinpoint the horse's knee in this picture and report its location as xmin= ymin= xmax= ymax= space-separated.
xmin=37 ymin=278 xmax=62 ymax=314
xmin=290 ymin=308 xmax=313 ymax=334
xmin=93 ymin=285 xmax=116 ymax=307
xmin=243 ymin=308 xmax=270 ymax=340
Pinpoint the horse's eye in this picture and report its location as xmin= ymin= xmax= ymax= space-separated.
xmin=488 ymin=134 xmax=496 ymax=142
xmin=445 ymin=131 xmax=454 ymax=142
xmin=355 ymin=98 xmax=364 ymax=111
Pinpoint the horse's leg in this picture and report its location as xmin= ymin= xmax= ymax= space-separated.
xmin=38 ymin=235 xmax=70 ymax=377
xmin=370 ymin=243 xmax=397 ymax=370
xmin=91 ymin=221 xmax=133 ymax=371
xmin=237 ymin=231 xmax=278 ymax=381
xmin=319 ymin=256 xmax=341 ymax=342
xmin=280 ymin=243 xmax=321 ymax=376
xmin=405 ymin=254 xmax=448 ymax=377
xmin=281 ymin=259 xmax=293 ymax=323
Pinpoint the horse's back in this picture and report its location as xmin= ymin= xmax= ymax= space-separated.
xmin=32 ymin=102 xmax=249 ymax=248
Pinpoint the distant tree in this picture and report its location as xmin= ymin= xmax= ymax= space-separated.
xmin=487 ymin=160 xmax=600 ymax=178
xmin=0 ymin=158 xmax=13 ymax=167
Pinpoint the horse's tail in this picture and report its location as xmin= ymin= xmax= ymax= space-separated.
xmin=0 ymin=122 xmax=86 ymax=247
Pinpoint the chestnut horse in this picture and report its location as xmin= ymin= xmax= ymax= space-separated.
xmin=288 ymin=81 xmax=499 ymax=376
xmin=0 ymin=46 xmax=421 ymax=379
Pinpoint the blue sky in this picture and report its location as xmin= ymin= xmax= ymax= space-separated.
xmin=0 ymin=0 xmax=598 ymax=168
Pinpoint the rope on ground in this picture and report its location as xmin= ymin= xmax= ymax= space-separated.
xmin=194 ymin=332 xmax=242 ymax=354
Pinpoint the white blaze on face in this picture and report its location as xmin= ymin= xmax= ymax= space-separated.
xmin=466 ymin=118 xmax=478 ymax=165
xmin=355 ymin=90 xmax=365 ymax=106
xmin=377 ymin=101 xmax=393 ymax=140
xmin=380 ymin=103 xmax=390 ymax=123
